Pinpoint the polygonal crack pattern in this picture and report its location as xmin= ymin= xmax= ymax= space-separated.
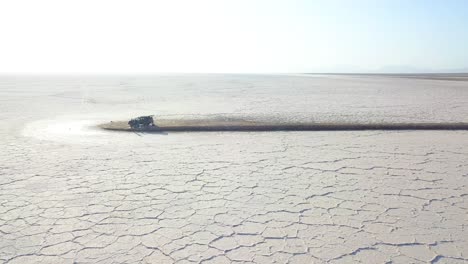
xmin=0 ymin=131 xmax=467 ymax=263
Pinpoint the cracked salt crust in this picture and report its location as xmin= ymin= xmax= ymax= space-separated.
xmin=1 ymin=131 xmax=467 ymax=263
xmin=1 ymin=75 xmax=468 ymax=263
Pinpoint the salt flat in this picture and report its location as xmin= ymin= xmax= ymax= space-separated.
xmin=0 ymin=74 xmax=467 ymax=263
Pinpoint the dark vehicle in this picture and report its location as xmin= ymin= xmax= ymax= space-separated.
xmin=128 ymin=116 xmax=155 ymax=129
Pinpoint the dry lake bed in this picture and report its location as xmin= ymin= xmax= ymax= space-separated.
xmin=0 ymin=74 xmax=467 ymax=263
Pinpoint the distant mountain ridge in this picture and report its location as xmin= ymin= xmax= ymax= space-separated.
xmin=306 ymin=65 xmax=468 ymax=74
xmin=374 ymin=65 xmax=468 ymax=74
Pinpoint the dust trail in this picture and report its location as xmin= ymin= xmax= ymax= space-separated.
xmin=99 ymin=119 xmax=468 ymax=132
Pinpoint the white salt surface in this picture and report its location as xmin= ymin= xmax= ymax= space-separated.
xmin=0 ymin=74 xmax=467 ymax=263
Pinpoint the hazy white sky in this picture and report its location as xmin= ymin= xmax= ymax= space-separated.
xmin=1 ymin=0 xmax=467 ymax=73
